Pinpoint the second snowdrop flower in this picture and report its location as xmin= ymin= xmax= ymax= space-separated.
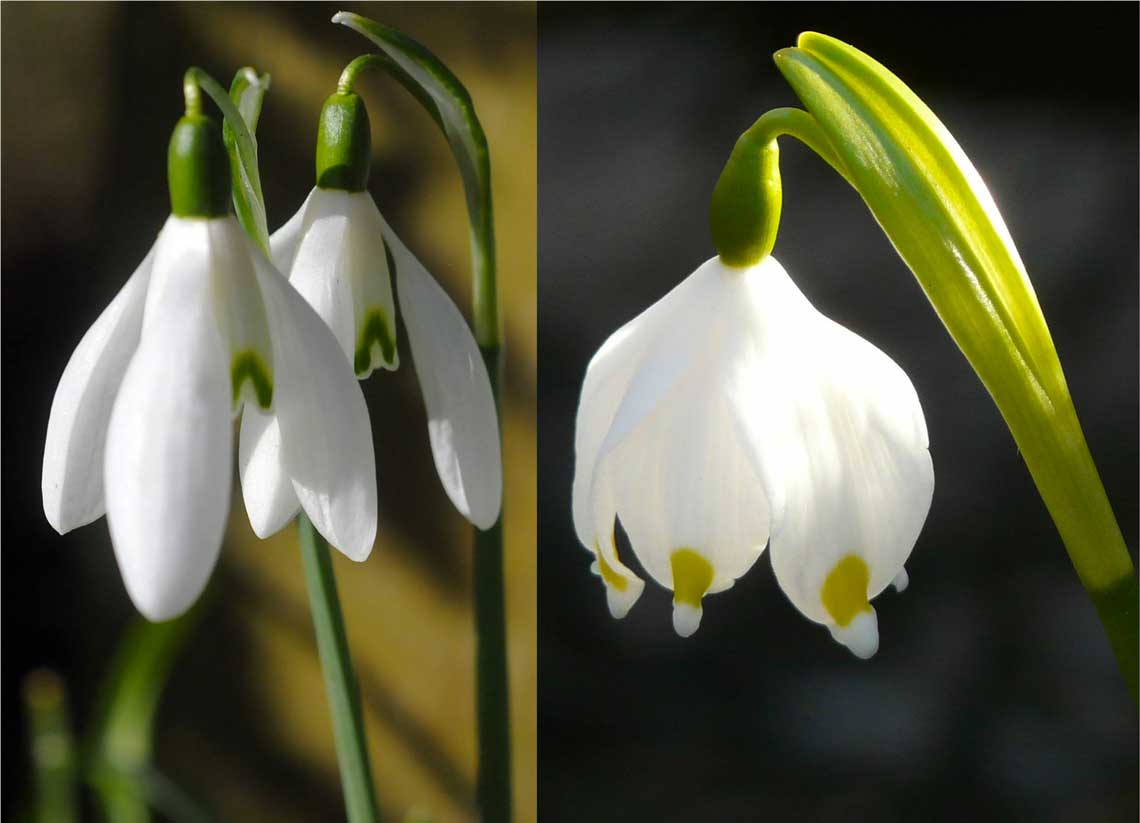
xmin=242 ymin=57 xmax=502 ymax=534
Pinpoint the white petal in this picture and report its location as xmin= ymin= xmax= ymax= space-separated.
xmin=104 ymin=230 xmax=232 ymax=622
xmin=586 ymin=461 xmax=645 ymax=618
xmin=42 ymin=247 xmax=154 ymax=534
xmin=269 ymin=188 xmax=316 ymax=275
xmin=251 ymin=247 xmax=377 ymax=560
xmin=728 ymin=256 xmax=933 ymax=655
xmin=345 ymin=193 xmax=399 ymax=376
xmin=572 ymin=257 xmax=732 ymax=548
xmin=284 ymin=188 xmax=357 ymax=362
xmin=238 ymin=406 xmax=300 ymax=538
xmin=378 ymin=214 xmax=502 ymax=530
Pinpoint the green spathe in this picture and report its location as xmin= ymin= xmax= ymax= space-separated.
xmin=167 ymin=115 xmax=230 ymax=219
xmin=776 ymin=32 xmax=1136 ymax=696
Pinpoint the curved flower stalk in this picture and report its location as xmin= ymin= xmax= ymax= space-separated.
xmin=574 ymin=254 xmax=930 ymax=656
xmin=41 ymin=71 xmax=376 ymax=621
xmin=240 ymin=55 xmax=502 ymax=536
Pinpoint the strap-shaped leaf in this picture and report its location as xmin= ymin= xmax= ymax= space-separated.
xmin=186 ymin=67 xmax=271 ymax=255
xmin=775 ymin=33 xmax=1136 ymax=694
xmin=331 ymin=11 xmax=499 ymax=346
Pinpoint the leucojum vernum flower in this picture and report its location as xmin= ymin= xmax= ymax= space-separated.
xmin=575 ymin=30 xmax=1138 ymax=682
xmin=42 ymin=72 xmax=378 ymax=621
xmin=241 ymin=55 xmax=502 ymax=534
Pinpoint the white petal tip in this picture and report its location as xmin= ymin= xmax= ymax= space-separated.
xmin=672 ymin=602 xmax=703 ymax=638
xmin=829 ymin=609 xmax=879 ymax=660
xmin=892 ymin=567 xmax=910 ymax=593
xmin=470 ymin=504 xmax=502 ymax=532
xmin=604 ymin=578 xmax=644 ymax=620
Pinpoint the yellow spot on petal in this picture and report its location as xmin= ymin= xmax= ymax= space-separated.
xmin=821 ymin=554 xmax=871 ymax=627
xmin=671 ymin=548 xmax=714 ymax=608
xmin=593 ymin=542 xmax=627 ymax=592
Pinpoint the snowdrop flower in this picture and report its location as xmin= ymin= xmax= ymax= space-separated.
xmin=240 ymin=80 xmax=501 ymax=533
xmin=572 ymin=254 xmax=932 ymax=657
xmin=42 ymin=105 xmax=376 ymax=621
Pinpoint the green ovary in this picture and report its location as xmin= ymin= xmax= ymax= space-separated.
xmin=231 ymin=350 xmax=273 ymax=410
xmin=354 ymin=308 xmax=396 ymax=375
xmin=820 ymin=554 xmax=871 ymax=627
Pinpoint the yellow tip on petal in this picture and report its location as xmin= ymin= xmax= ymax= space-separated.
xmin=670 ymin=548 xmax=714 ymax=608
xmin=820 ymin=553 xmax=871 ymax=627
xmin=594 ymin=546 xmax=628 ymax=593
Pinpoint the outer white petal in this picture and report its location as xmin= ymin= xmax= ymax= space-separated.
xmin=269 ymin=188 xmax=317 ymax=275
xmin=104 ymin=222 xmax=232 ymax=621
xmin=571 ymin=258 xmax=717 ymax=548
xmin=284 ymin=188 xmax=357 ymax=361
xmin=42 ymin=247 xmax=154 ymax=534
xmin=729 ymin=256 xmax=933 ymax=656
xmin=251 ymin=246 xmax=377 ymax=560
xmin=238 ymin=406 xmax=300 ymax=538
xmin=377 ymin=214 xmax=502 ymax=530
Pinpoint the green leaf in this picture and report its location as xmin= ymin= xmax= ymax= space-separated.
xmin=331 ymin=11 xmax=499 ymax=347
xmin=88 ymin=610 xmax=202 ymax=822
xmin=185 ymin=67 xmax=270 ymax=255
xmin=775 ymin=33 xmax=1136 ymax=697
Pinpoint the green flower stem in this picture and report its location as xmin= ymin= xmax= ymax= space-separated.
xmin=297 ymin=514 xmax=380 ymax=822
xmin=337 ymin=54 xmax=393 ymax=95
xmin=710 ymin=107 xmax=853 ymax=266
xmin=331 ymin=14 xmax=511 ymax=819
xmin=89 ymin=610 xmax=201 ymax=823
xmin=23 ymin=669 xmax=78 ymax=823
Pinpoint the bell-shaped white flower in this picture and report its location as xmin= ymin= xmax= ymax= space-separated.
xmin=240 ymin=184 xmax=502 ymax=531
xmin=572 ymin=255 xmax=932 ymax=657
xmin=42 ymin=211 xmax=377 ymax=621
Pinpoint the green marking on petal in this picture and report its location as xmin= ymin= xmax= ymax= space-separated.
xmin=354 ymin=308 xmax=397 ymax=377
xmin=231 ymin=350 xmax=273 ymax=410
xmin=593 ymin=543 xmax=628 ymax=592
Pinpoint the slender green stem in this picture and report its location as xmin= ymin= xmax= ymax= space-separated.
xmin=474 ymin=346 xmax=510 ymax=823
xmin=337 ymin=54 xmax=394 ymax=95
xmin=24 ymin=669 xmax=78 ymax=823
xmin=297 ymin=514 xmax=379 ymax=822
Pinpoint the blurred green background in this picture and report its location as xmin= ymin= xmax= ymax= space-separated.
xmin=2 ymin=3 xmax=536 ymax=821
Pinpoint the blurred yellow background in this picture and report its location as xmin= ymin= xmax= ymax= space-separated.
xmin=3 ymin=3 xmax=535 ymax=821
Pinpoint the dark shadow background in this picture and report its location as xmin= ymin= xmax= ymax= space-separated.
xmin=3 ymin=3 xmax=536 ymax=821
xmin=538 ymin=4 xmax=1138 ymax=822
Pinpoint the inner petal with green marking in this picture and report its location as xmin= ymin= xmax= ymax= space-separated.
xmin=354 ymin=307 xmax=398 ymax=377
xmin=231 ymin=350 xmax=273 ymax=411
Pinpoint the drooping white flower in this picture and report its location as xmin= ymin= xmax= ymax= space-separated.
xmin=42 ymin=213 xmax=377 ymax=621
xmin=572 ymin=255 xmax=932 ymax=657
xmin=240 ymin=185 xmax=502 ymax=531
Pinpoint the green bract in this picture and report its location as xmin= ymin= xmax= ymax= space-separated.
xmin=224 ymin=67 xmax=271 ymax=249
xmin=774 ymin=32 xmax=1136 ymax=696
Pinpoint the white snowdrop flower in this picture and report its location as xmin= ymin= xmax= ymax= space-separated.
xmin=42 ymin=109 xmax=377 ymax=621
xmin=572 ymin=255 xmax=933 ymax=657
xmin=240 ymin=86 xmax=501 ymax=533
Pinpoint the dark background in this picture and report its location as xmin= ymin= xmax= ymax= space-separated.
xmin=3 ymin=3 xmax=536 ymax=821
xmin=538 ymin=4 xmax=1138 ymax=822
